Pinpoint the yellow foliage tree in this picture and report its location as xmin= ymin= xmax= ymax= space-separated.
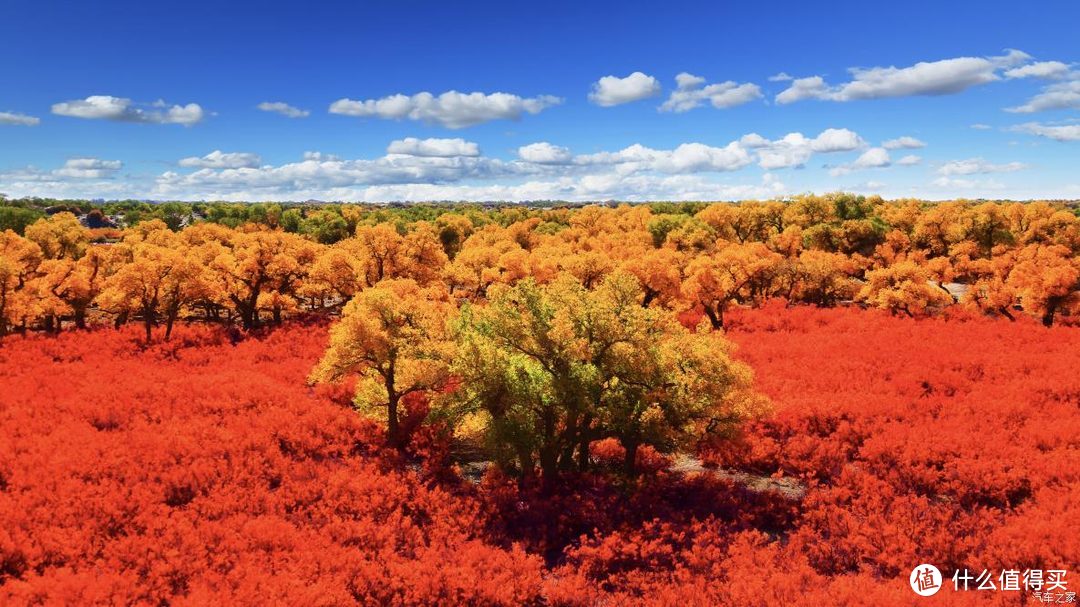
xmin=98 ymin=222 xmax=207 ymax=341
xmin=310 ymin=279 xmax=454 ymax=450
xmin=0 ymin=230 xmax=43 ymax=335
xmin=857 ymin=261 xmax=954 ymax=316
xmin=682 ymin=243 xmax=784 ymax=329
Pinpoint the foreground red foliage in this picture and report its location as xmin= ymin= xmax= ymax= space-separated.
xmin=1 ymin=307 xmax=1078 ymax=605
xmin=0 ymin=324 xmax=541 ymax=605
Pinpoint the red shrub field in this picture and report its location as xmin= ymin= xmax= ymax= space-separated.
xmin=1 ymin=306 xmax=1078 ymax=605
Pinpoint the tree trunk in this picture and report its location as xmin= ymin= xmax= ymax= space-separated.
xmin=143 ymin=306 xmax=155 ymax=343
xmin=515 ymin=443 xmax=535 ymax=491
xmin=165 ymin=308 xmax=178 ymax=340
xmin=539 ymin=408 xmax=558 ymax=495
xmin=642 ymin=289 xmax=657 ymax=308
xmin=540 ymin=449 xmax=558 ymax=496
xmin=577 ymin=416 xmax=593 ymax=472
xmin=1042 ymin=305 xmax=1057 ymax=328
xmin=623 ymin=439 xmax=639 ymax=479
xmin=703 ymin=304 xmax=724 ymax=330
xmin=386 ymin=392 xmax=402 ymax=452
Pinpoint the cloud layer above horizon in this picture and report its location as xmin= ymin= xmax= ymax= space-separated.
xmin=2 ymin=44 xmax=1078 ymax=202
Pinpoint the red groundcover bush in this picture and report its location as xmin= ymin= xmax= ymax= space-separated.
xmin=1 ymin=306 xmax=1078 ymax=605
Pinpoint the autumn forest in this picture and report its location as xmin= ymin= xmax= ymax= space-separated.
xmin=1 ymin=195 xmax=1078 ymax=604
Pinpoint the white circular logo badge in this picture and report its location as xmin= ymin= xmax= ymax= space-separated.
xmin=910 ymin=564 xmax=943 ymax=596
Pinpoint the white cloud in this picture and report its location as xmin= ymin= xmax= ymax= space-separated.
xmin=970 ymin=123 xmax=993 ymax=130
xmin=768 ymin=72 xmax=793 ymax=82
xmin=53 ymin=158 xmax=123 ymax=179
xmin=518 ymin=142 xmax=573 ymax=164
xmin=386 ymin=137 xmax=480 ymax=157
xmin=882 ymin=136 xmax=926 ymax=149
xmin=588 ymin=72 xmax=661 ymax=107
xmin=0 ymin=111 xmax=40 ymax=126
xmin=829 ymin=147 xmax=890 ymax=176
xmin=576 ymin=142 xmax=753 ymax=173
xmin=329 ymin=90 xmax=562 ymax=128
xmin=809 ymin=128 xmax=866 ymax=152
xmin=1004 ymin=61 xmax=1071 ymax=80
xmin=1006 ymin=80 xmax=1080 ymax=113
xmin=1009 ymin=122 xmax=1080 ymax=141
xmin=932 ymin=176 xmax=1007 ymax=190
xmin=659 ymin=73 xmax=762 ymax=112
xmin=775 ymin=49 xmax=1030 ymax=104
xmin=0 ymin=157 xmax=123 ymax=184
xmin=855 ymin=180 xmax=886 ymax=191
xmin=257 ymin=101 xmax=310 ymax=118
xmin=854 ymin=147 xmax=891 ymax=168
xmin=144 ymin=134 xmax=784 ymax=201
xmin=303 ymin=151 xmax=342 ymax=162
xmin=151 ymin=170 xmax=788 ymax=203
xmin=937 ymin=158 xmax=1028 ymax=175
xmin=51 ymin=95 xmax=205 ymax=126
xmin=179 ymin=150 xmax=263 ymax=169
xmin=744 ymin=128 xmax=865 ymax=170
xmin=896 ymin=154 xmax=922 ymax=166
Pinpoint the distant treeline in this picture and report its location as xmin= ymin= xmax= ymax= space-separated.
xmin=1 ymin=194 xmax=1078 ymax=243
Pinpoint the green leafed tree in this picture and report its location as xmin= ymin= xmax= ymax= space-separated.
xmin=445 ymin=271 xmax=765 ymax=491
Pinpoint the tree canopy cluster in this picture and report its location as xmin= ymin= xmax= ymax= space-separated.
xmin=2 ymin=195 xmax=1079 ymax=486
xmin=2 ymin=305 xmax=1076 ymax=605
xmin=3 ymin=195 xmax=1079 ymax=339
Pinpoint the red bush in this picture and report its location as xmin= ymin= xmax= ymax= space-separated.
xmin=0 ymin=325 xmax=542 ymax=605
xmin=1 ymin=305 xmax=1078 ymax=604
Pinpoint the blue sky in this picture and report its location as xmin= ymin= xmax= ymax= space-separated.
xmin=1 ymin=0 xmax=1078 ymax=202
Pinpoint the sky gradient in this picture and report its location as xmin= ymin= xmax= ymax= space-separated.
xmin=1 ymin=0 xmax=1078 ymax=202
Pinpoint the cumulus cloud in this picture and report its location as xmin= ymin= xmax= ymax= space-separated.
xmin=854 ymin=180 xmax=886 ymax=191
xmin=854 ymin=147 xmax=891 ymax=168
xmin=51 ymin=95 xmax=205 ymax=125
xmin=386 ymin=137 xmax=480 ymax=157
xmin=0 ymin=111 xmax=40 ymax=126
xmin=0 ymin=157 xmax=123 ymax=184
xmin=257 ymin=101 xmax=310 ymax=118
xmin=896 ymin=154 xmax=922 ymax=166
xmin=937 ymin=158 xmax=1028 ymax=175
xmin=576 ymin=142 xmax=754 ymax=174
xmin=829 ymin=147 xmax=891 ymax=176
xmin=145 ymin=133 xmax=789 ymax=201
xmin=970 ymin=123 xmax=993 ymax=130
xmin=157 ymin=173 xmax=788 ymax=204
xmin=179 ymin=150 xmax=263 ymax=169
xmin=1006 ymin=80 xmax=1080 ymax=113
xmin=932 ymin=176 xmax=1007 ymax=190
xmin=154 ymin=152 xmax=525 ymax=200
xmin=8 ymin=127 xmax=911 ymax=202
xmin=517 ymin=142 xmax=573 ymax=164
xmin=588 ymin=72 xmax=661 ymax=107
xmin=1004 ymin=61 xmax=1071 ymax=80
xmin=53 ymin=158 xmax=123 ymax=179
xmin=775 ymin=49 xmax=1030 ymax=104
xmin=742 ymin=128 xmax=866 ymax=170
xmin=768 ymin=72 xmax=794 ymax=82
xmin=882 ymin=136 xmax=926 ymax=149
xmin=1009 ymin=122 xmax=1080 ymax=141
xmin=329 ymin=91 xmax=562 ymax=128
xmin=303 ymin=151 xmax=342 ymax=162
xmin=659 ymin=73 xmax=762 ymax=112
